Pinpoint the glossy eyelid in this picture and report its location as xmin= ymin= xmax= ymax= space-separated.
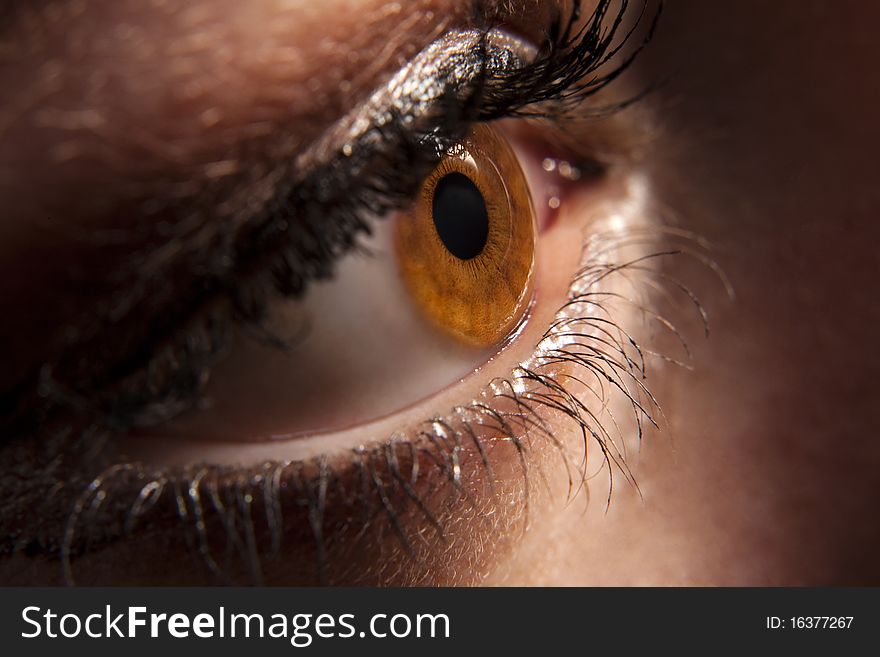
xmin=294 ymin=28 xmax=537 ymax=174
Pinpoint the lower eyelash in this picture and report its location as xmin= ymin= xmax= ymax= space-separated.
xmin=39 ymin=178 xmax=722 ymax=586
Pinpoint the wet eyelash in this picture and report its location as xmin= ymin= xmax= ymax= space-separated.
xmin=477 ymin=0 xmax=662 ymax=120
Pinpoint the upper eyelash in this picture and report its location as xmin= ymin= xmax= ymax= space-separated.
xmin=479 ymin=0 xmax=662 ymax=120
xmin=18 ymin=0 xmax=657 ymax=438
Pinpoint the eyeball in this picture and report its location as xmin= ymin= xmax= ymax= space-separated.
xmin=394 ymin=124 xmax=536 ymax=347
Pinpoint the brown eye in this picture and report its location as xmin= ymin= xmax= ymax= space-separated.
xmin=394 ymin=124 xmax=536 ymax=347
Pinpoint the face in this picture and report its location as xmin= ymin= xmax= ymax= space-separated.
xmin=0 ymin=0 xmax=877 ymax=585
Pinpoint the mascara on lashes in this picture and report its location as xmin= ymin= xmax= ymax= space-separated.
xmin=294 ymin=28 xmax=537 ymax=174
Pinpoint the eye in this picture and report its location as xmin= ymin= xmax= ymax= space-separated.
xmin=0 ymin=0 xmax=676 ymax=585
xmin=134 ymin=123 xmax=548 ymax=444
xmin=396 ymin=124 xmax=536 ymax=347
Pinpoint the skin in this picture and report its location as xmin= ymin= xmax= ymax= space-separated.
xmin=0 ymin=0 xmax=878 ymax=584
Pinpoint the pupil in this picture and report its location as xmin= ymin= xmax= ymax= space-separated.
xmin=431 ymin=172 xmax=490 ymax=260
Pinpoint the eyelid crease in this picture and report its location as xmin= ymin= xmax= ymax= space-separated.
xmin=293 ymin=28 xmax=537 ymax=174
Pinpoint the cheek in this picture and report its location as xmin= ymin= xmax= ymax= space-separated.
xmin=481 ymin=177 xmax=692 ymax=585
xmin=605 ymin=1 xmax=880 ymax=583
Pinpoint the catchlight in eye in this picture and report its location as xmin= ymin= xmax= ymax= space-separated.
xmin=395 ymin=124 xmax=536 ymax=347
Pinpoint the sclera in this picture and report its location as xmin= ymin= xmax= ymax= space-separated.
xmin=395 ymin=124 xmax=537 ymax=347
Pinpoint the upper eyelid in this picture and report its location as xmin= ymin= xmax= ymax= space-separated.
xmin=239 ymin=0 xmax=655 ymax=277
xmin=0 ymin=0 xmax=518 ymax=174
xmin=232 ymin=28 xmax=539 ymax=281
